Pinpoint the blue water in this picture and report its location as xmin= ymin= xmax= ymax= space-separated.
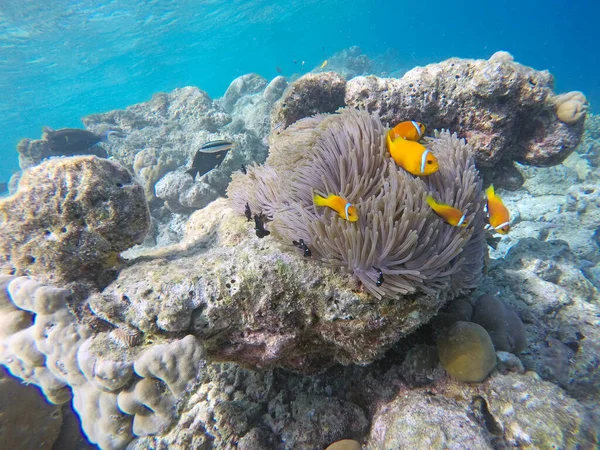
xmin=1 ymin=0 xmax=599 ymax=183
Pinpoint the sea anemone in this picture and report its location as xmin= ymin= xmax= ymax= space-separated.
xmin=227 ymin=109 xmax=486 ymax=299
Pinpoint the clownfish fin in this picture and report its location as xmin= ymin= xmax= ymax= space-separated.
xmin=313 ymin=191 xmax=327 ymax=206
xmin=485 ymin=184 xmax=495 ymax=198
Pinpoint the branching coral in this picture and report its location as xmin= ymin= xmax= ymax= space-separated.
xmin=228 ymin=109 xmax=486 ymax=299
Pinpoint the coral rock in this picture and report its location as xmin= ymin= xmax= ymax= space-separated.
xmin=0 ymin=156 xmax=150 ymax=287
xmin=472 ymin=294 xmax=527 ymax=354
xmin=16 ymin=132 xmax=108 ymax=171
xmin=345 ymin=55 xmax=585 ymax=168
xmin=437 ymin=321 xmax=497 ymax=383
xmin=220 ymin=73 xmax=269 ymax=112
xmin=366 ymin=390 xmax=492 ymax=449
xmin=271 ymin=72 xmax=346 ymax=130
xmin=553 ymin=91 xmax=588 ymax=124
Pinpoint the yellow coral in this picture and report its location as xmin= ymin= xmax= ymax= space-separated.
xmin=552 ymin=91 xmax=588 ymax=124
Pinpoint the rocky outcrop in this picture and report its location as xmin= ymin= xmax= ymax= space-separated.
xmin=89 ymin=199 xmax=456 ymax=372
xmin=0 ymin=156 xmax=149 ymax=288
xmin=270 ymin=52 xmax=586 ymax=190
xmin=271 ymin=72 xmax=346 ymax=130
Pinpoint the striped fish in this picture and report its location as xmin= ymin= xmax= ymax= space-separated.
xmin=187 ymin=140 xmax=235 ymax=180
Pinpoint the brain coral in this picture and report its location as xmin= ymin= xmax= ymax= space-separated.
xmin=228 ymin=109 xmax=486 ymax=299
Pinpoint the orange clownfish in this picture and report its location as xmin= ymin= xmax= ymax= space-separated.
xmin=485 ymin=185 xmax=510 ymax=234
xmin=313 ymin=192 xmax=358 ymax=222
xmin=426 ymin=196 xmax=468 ymax=227
xmin=389 ymin=121 xmax=426 ymax=141
xmin=386 ymin=132 xmax=439 ymax=176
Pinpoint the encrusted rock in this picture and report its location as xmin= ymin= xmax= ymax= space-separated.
xmin=271 ymin=72 xmax=346 ymax=130
xmin=366 ymin=390 xmax=492 ymax=449
xmin=220 ymin=73 xmax=269 ymax=112
xmin=345 ymin=54 xmax=584 ymax=169
xmin=263 ymin=76 xmax=288 ymax=104
xmin=83 ymin=87 xmax=267 ymax=211
xmin=89 ymin=199 xmax=457 ymax=372
xmin=0 ymin=156 xmax=150 ymax=287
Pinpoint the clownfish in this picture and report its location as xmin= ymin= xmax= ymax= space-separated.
xmin=386 ymin=132 xmax=439 ymax=176
xmin=426 ymin=196 xmax=468 ymax=227
xmin=313 ymin=192 xmax=359 ymax=222
xmin=389 ymin=121 xmax=426 ymax=141
xmin=485 ymin=185 xmax=510 ymax=234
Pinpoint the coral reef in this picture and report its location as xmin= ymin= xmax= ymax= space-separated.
xmin=270 ymin=52 xmax=586 ymax=190
xmin=271 ymin=72 xmax=346 ymax=131
xmin=1 ymin=54 xmax=599 ymax=450
xmin=0 ymin=156 xmax=149 ymax=288
xmin=89 ymin=198 xmax=466 ymax=371
xmin=345 ymin=52 xmax=585 ymax=170
xmin=230 ymin=108 xmax=486 ymax=299
xmin=83 ymin=85 xmax=275 ymax=245
xmin=366 ymin=372 xmax=597 ymax=449
xmin=0 ymin=275 xmax=207 ymax=449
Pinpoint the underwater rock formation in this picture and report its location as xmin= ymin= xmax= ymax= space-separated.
xmin=83 ymin=85 xmax=273 ymax=244
xmin=484 ymin=237 xmax=600 ymax=406
xmin=219 ymin=73 xmax=269 ymax=113
xmin=89 ymin=198 xmax=463 ymax=370
xmin=0 ymin=156 xmax=150 ymax=288
xmin=86 ymin=110 xmax=486 ymax=372
xmin=345 ymin=52 xmax=585 ymax=169
xmin=2 ymin=274 xmax=598 ymax=449
xmin=365 ymin=372 xmax=598 ymax=449
xmin=0 ymin=275 xmax=207 ymax=450
xmin=271 ymin=53 xmax=586 ymax=189
xmin=271 ymin=72 xmax=346 ymax=131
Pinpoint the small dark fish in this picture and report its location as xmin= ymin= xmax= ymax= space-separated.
xmin=276 ymin=66 xmax=283 ymax=74
xmin=254 ymin=213 xmax=270 ymax=238
xmin=373 ymin=266 xmax=384 ymax=287
xmin=485 ymin=231 xmax=502 ymax=250
xmin=244 ymin=202 xmax=252 ymax=222
xmin=0 ymin=182 xmax=7 ymax=195
xmin=241 ymin=164 xmax=247 ymax=174
xmin=292 ymin=239 xmax=311 ymax=257
xmin=187 ymin=140 xmax=234 ymax=181
xmin=43 ymin=127 xmax=112 ymax=158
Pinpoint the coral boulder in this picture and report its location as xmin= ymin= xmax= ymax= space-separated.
xmin=0 ymin=156 xmax=150 ymax=288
